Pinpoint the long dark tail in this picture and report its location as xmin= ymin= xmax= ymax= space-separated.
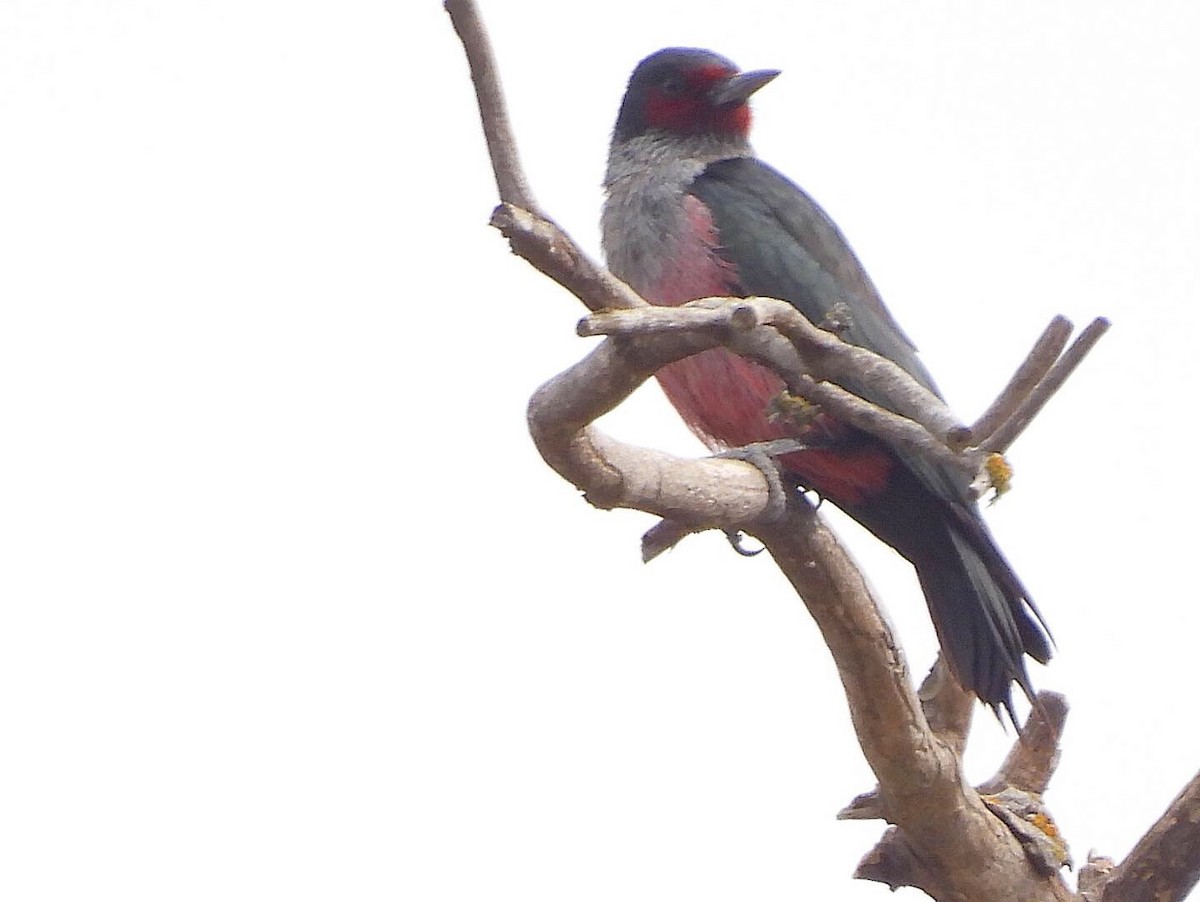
xmin=844 ymin=469 xmax=1052 ymax=719
xmin=910 ymin=515 xmax=1052 ymax=717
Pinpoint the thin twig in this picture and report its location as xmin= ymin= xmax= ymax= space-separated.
xmin=985 ymin=317 xmax=1111 ymax=453
xmin=641 ymin=519 xmax=698 ymax=561
xmin=444 ymin=0 xmax=537 ymax=211
xmin=971 ymin=316 xmax=1074 ymax=445
xmin=754 ymin=298 xmax=966 ymax=441
xmin=491 ymin=204 xmax=645 ymax=311
xmin=792 ymin=375 xmax=982 ymax=484
xmin=585 ymin=298 xmax=984 ymax=487
xmin=580 ymin=301 xmax=759 ymax=338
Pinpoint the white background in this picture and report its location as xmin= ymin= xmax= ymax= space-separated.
xmin=2 ymin=1 xmax=1198 ymax=899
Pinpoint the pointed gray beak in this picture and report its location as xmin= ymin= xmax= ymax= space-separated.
xmin=710 ymin=68 xmax=781 ymax=106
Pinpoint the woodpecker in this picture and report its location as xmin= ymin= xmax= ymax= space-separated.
xmin=601 ymin=47 xmax=1051 ymax=717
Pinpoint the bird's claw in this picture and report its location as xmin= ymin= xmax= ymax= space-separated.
xmin=723 ymin=530 xmax=764 ymax=556
xmin=713 ymin=438 xmax=806 ymax=527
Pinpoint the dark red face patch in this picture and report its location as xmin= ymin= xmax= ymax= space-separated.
xmin=643 ymin=64 xmax=753 ymax=137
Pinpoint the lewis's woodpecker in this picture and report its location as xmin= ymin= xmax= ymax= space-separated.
xmin=601 ymin=47 xmax=1051 ymax=716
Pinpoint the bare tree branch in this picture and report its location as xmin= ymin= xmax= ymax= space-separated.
xmin=846 ymin=688 xmax=1073 ymax=891
xmin=444 ymin=0 xmax=537 ymax=211
xmin=526 ymin=332 xmax=778 ymax=526
xmin=583 ymin=299 xmax=986 ymax=489
xmin=754 ymin=298 xmax=966 ymax=440
xmin=971 ymin=315 xmax=1073 ymax=444
xmin=854 ymin=826 xmax=943 ymax=894
xmin=984 ymin=316 xmax=1112 ymax=453
xmin=918 ymin=657 xmax=975 ymax=757
xmin=1080 ymin=854 xmax=1117 ymax=901
xmin=837 ymin=660 xmax=974 ymax=825
xmin=755 ymin=514 xmax=1076 ymax=901
xmin=1096 ymin=770 xmax=1200 ymax=902
xmin=980 ymin=691 xmax=1069 ymax=796
xmin=582 ymin=298 xmax=976 ymax=467
xmin=491 ymin=203 xmax=645 ymax=312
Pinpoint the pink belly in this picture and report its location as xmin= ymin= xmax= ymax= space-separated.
xmin=656 ymin=347 xmax=787 ymax=452
xmin=656 ymin=348 xmax=894 ymax=506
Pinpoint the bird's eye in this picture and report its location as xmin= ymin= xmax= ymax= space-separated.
xmin=659 ymin=76 xmax=685 ymax=96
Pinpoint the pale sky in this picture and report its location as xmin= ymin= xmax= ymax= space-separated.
xmin=2 ymin=2 xmax=1199 ymax=899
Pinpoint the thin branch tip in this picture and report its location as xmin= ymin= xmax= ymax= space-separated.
xmin=982 ymin=314 xmax=1111 ymax=453
xmin=444 ymin=0 xmax=537 ymax=210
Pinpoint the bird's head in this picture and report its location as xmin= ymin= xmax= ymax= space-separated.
xmin=612 ymin=47 xmax=780 ymax=144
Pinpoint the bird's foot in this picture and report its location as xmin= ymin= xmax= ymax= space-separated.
xmin=766 ymin=391 xmax=823 ymax=430
xmin=713 ymin=439 xmax=807 ymax=556
xmin=818 ymin=301 xmax=855 ymax=337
